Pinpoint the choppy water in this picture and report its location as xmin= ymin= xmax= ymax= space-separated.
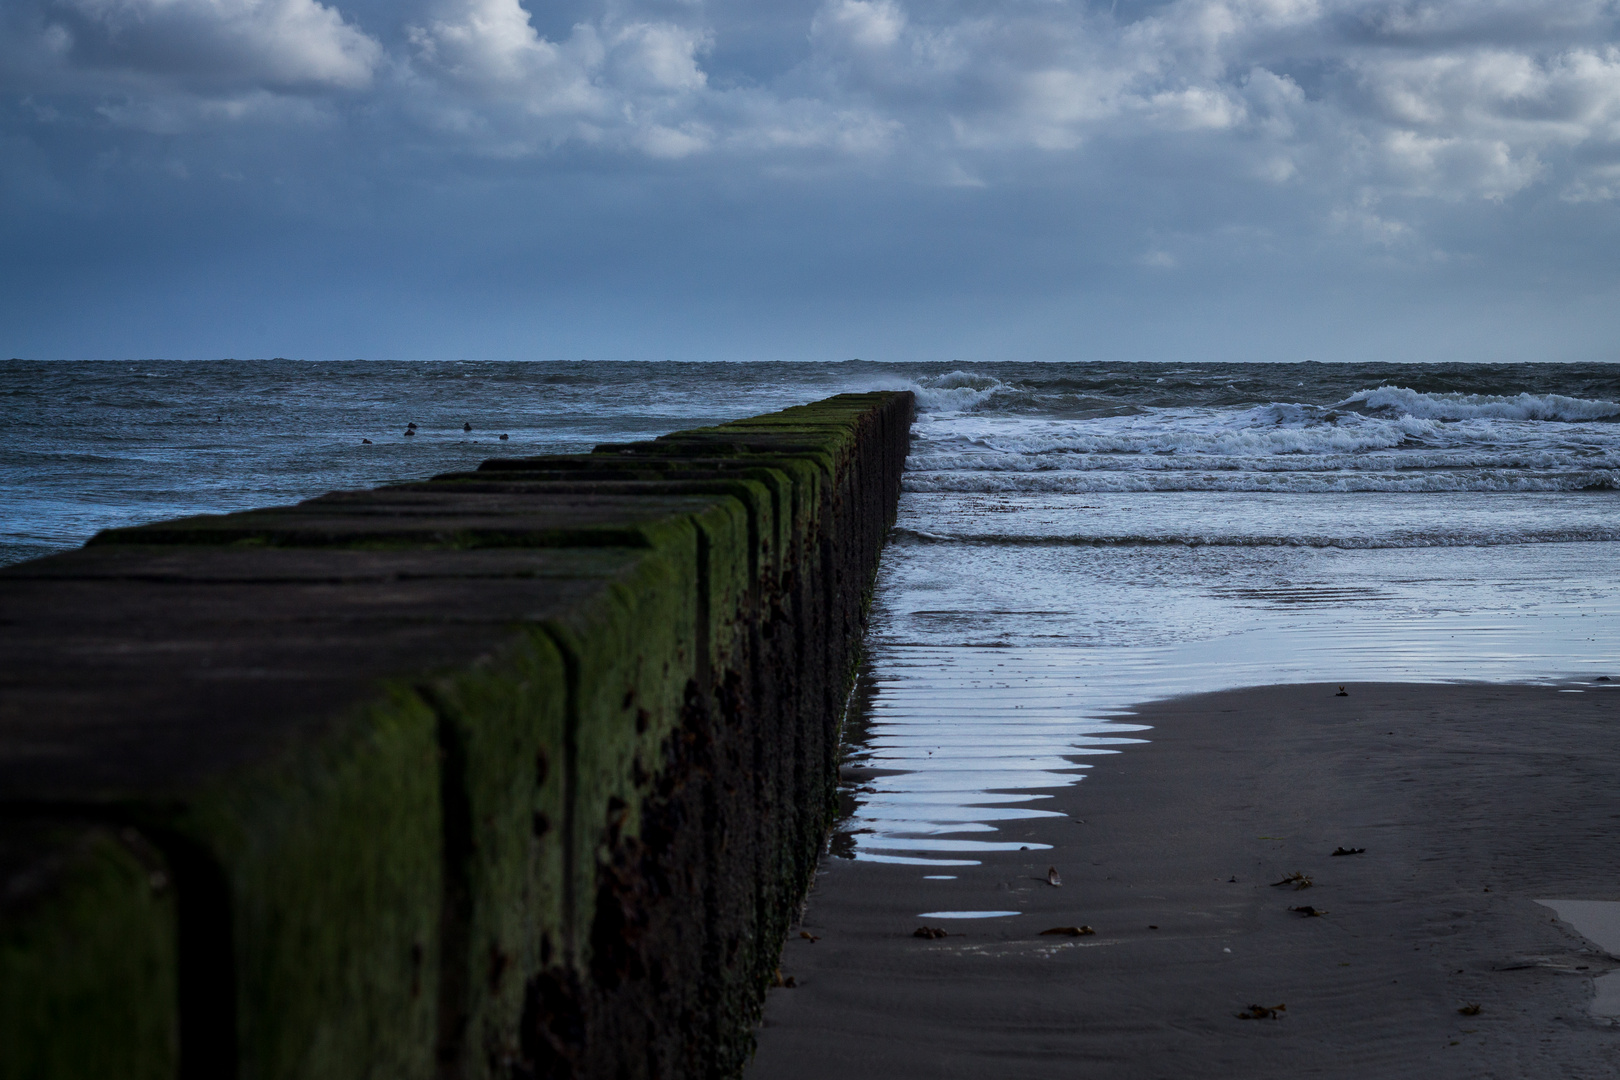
xmin=5 ymin=359 xmax=1619 ymax=868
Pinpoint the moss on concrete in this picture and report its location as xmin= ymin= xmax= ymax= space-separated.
xmin=0 ymin=823 xmax=179 ymax=1080
xmin=420 ymin=630 xmax=568 ymax=1080
xmin=167 ymin=682 xmax=444 ymax=1080
xmin=0 ymin=391 xmax=915 ymax=1080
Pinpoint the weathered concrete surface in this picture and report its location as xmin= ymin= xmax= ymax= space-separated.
xmin=0 ymin=391 xmax=913 ymax=1080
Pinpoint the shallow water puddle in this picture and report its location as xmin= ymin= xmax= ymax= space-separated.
xmin=834 ymin=644 xmax=1151 ymax=866
xmin=1535 ymin=899 xmax=1620 ymax=1019
xmin=835 ymin=530 xmax=1620 ymax=872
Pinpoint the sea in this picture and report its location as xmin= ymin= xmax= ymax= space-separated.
xmin=4 ymin=359 xmax=1619 ymax=867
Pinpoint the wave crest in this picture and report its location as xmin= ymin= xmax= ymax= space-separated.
xmin=1339 ymin=385 xmax=1620 ymax=422
xmin=911 ymin=370 xmax=1013 ymax=414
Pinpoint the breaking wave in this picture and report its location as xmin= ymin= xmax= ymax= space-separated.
xmin=1340 ymin=386 xmax=1620 ymax=423
xmin=900 ymin=374 xmax=1620 ymax=502
xmin=909 ymin=370 xmax=1014 ymax=414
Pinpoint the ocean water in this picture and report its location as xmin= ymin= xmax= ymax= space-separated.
xmin=5 ymin=359 xmax=1619 ymax=866
xmin=844 ymin=364 xmax=1620 ymax=866
xmin=0 ymin=359 xmax=863 ymax=566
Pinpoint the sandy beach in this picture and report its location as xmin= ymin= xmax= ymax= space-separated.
xmin=747 ymin=681 xmax=1620 ymax=1079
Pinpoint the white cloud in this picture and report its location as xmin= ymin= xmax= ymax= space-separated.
xmin=812 ymin=0 xmax=907 ymax=53
xmin=6 ymin=0 xmax=1620 ymax=221
xmin=407 ymin=0 xmax=607 ymax=114
xmin=1343 ymin=45 xmax=1620 ymax=197
xmin=41 ymin=0 xmax=381 ymax=89
xmin=605 ymin=22 xmax=709 ymax=95
xmin=1379 ymin=129 xmax=1541 ymax=198
xmin=401 ymin=0 xmax=718 ymax=153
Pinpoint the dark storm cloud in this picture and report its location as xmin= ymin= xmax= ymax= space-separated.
xmin=2 ymin=0 xmax=1619 ymax=359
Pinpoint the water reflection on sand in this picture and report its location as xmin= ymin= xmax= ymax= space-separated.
xmin=834 ymin=496 xmax=1620 ymax=869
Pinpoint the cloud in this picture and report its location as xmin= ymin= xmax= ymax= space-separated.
xmin=24 ymin=0 xmax=382 ymax=90
xmin=5 ymin=0 xmax=1620 ymax=363
xmin=1341 ymin=44 xmax=1620 ymax=198
xmin=399 ymin=0 xmax=723 ymax=154
xmin=5 ymin=0 xmax=1617 ymax=193
xmin=812 ymin=0 xmax=908 ymax=54
xmin=406 ymin=0 xmax=607 ymax=115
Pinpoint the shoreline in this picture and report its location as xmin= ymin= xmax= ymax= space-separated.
xmin=747 ymin=680 xmax=1620 ymax=1078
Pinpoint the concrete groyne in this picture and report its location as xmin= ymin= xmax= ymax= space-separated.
xmin=0 ymin=391 xmax=914 ymax=1080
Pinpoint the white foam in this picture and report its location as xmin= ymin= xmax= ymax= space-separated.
xmin=1343 ymin=386 xmax=1620 ymax=422
xmin=909 ymin=370 xmax=1015 ymax=414
xmin=900 ymin=391 xmax=1620 ymax=501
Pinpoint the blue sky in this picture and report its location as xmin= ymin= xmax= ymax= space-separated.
xmin=4 ymin=0 xmax=1620 ymax=362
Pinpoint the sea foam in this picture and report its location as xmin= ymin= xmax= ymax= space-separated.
xmin=1340 ymin=385 xmax=1620 ymax=422
xmin=902 ymin=377 xmax=1620 ymax=498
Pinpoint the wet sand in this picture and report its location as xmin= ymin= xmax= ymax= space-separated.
xmin=746 ymin=682 xmax=1620 ymax=1079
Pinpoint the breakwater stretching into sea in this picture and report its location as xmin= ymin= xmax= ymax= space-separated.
xmin=0 ymin=392 xmax=912 ymax=1079
xmin=5 ymin=359 xmax=1620 ymax=1052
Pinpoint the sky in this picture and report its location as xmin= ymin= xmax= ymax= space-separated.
xmin=3 ymin=0 xmax=1620 ymax=362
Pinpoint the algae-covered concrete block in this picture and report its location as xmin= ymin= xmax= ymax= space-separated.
xmin=0 ymin=390 xmax=916 ymax=1080
xmin=190 ymin=678 xmax=444 ymax=1080
xmin=0 ymin=544 xmax=674 ymax=1080
xmin=0 ymin=822 xmax=179 ymax=1080
xmin=417 ymin=629 xmax=568 ymax=1080
xmin=7 ymin=482 xmax=756 ymax=1078
xmin=0 ymin=614 xmax=451 ymax=1080
xmin=0 ymin=577 xmax=550 ymax=1080
xmin=408 ymin=477 xmax=779 ymax=613
xmin=389 ymin=479 xmax=774 ymax=679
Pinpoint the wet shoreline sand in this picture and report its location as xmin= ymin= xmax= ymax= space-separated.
xmin=747 ymin=681 xmax=1620 ymax=1079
